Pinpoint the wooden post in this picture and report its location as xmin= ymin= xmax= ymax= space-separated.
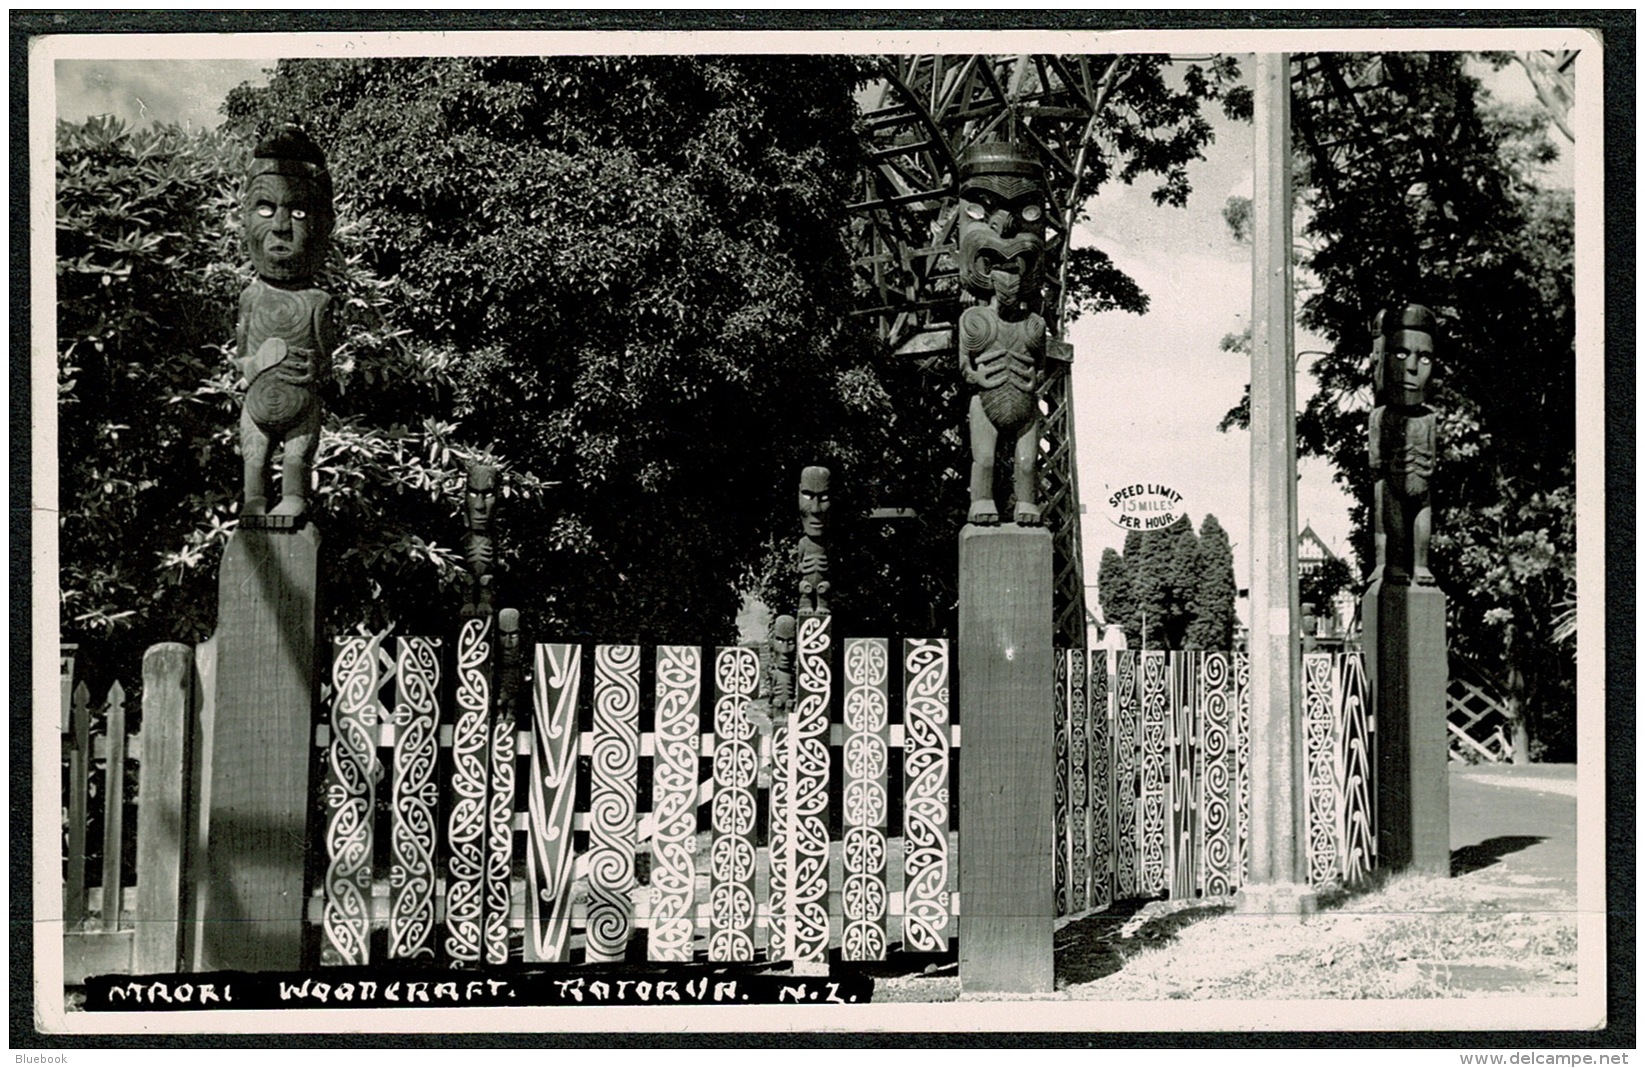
xmin=200 ymin=524 xmax=321 ymax=971
xmin=958 ymin=525 xmax=1053 ymax=993
xmin=1238 ymin=52 xmax=1316 ymax=917
xmin=66 ymin=682 xmax=91 ymax=929
xmin=134 ymin=643 xmax=192 ymax=974
xmin=99 ymin=682 xmax=128 ymax=931
xmin=1363 ymin=583 xmax=1451 ymax=875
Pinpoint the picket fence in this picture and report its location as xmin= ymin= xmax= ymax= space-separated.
xmin=60 ymin=645 xmax=195 ymax=983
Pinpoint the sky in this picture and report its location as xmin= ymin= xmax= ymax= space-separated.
xmin=53 ymin=50 xmax=1564 ymax=629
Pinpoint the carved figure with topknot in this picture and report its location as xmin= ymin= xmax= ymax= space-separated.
xmin=462 ymin=463 xmax=499 ymax=618
xmin=1368 ymin=303 xmax=1439 ymax=586
xmin=235 ymin=122 xmax=336 ymax=521
xmin=956 ymin=141 xmax=1049 ymax=527
xmin=796 ymin=466 xmax=832 ymax=617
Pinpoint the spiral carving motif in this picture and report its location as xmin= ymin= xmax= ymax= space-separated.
xmin=648 ymin=646 xmax=701 ymax=962
xmin=445 ymin=617 xmax=491 ymax=963
xmin=483 ymin=711 xmax=516 ymax=965
xmin=1139 ymin=651 xmax=1168 ymax=895
xmin=902 ymin=638 xmax=950 ymax=952
xmin=709 ymin=645 xmax=758 ymax=961
xmin=842 ymin=638 xmax=889 ymax=960
xmin=390 ymin=637 xmax=440 ymax=959
xmin=783 ymin=617 xmax=833 ymax=963
xmin=585 ymin=645 xmax=640 ymax=963
xmin=1198 ymin=652 xmax=1234 ymax=898
xmin=766 ymin=719 xmax=790 ymax=959
xmin=1113 ymin=651 xmax=1138 ymax=898
xmin=526 ymin=644 xmax=580 ymax=962
xmin=323 ymin=637 xmax=379 ymax=966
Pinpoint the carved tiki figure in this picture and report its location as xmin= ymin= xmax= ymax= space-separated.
xmin=796 ymin=465 xmax=832 ymax=617
xmin=236 ymin=123 xmax=336 ymax=519
xmin=956 ymin=141 xmax=1049 ymax=526
xmin=767 ymin=614 xmax=797 ymax=714
xmin=1368 ymin=303 xmax=1439 ymax=586
xmin=461 ymin=463 xmax=499 ymax=618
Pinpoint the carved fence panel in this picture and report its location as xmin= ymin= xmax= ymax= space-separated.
xmin=1073 ymin=648 xmax=1374 ymax=905
xmin=310 ymin=633 xmax=958 ymax=968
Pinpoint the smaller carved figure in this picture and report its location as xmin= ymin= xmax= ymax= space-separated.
xmin=796 ymin=466 xmax=832 ymax=617
xmin=236 ymin=122 xmax=336 ymax=519
xmin=956 ymin=141 xmax=1049 ymax=526
xmin=767 ymin=614 xmax=797 ymax=714
xmin=1368 ymin=303 xmax=1439 ymax=586
xmin=461 ymin=463 xmax=499 ymax=618
xmin=496 ymin=608 xmax=523 ymax=711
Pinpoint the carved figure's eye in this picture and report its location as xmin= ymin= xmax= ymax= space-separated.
xmin=964 ymin=203 xmax=986 ymax=221
xmin=1021 ymin=203 xmax=1043 ymax=223
xmin=256 ymin=204 xmax=276 ymax=218
xmin=291 ymin=208 xmax=308 ymax=220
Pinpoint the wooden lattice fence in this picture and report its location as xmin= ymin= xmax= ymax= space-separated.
xmin=315 ymin=617 xmax=958 ymax=966
xmin=1051 ymin=649 xmax=1375 ymax=916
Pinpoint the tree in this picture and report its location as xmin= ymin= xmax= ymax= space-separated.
xmin=56 ymin=116 xmax=505 ymax=680
xmin=1100 ymin=515 xmax=1212 ymax=651
xmin=1097 ymin=547 xmax=1136 ymax=644
xmin=1299 ymin=554 xmax=1353 ymax=616
xmin=1184 ymin=514 xmax=1236 ymax=650
xmin=1220 ymin=52 xmax=1575 ymax=757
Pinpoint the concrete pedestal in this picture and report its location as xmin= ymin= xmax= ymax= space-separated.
xmin=1362 ymin=580 xmax=1450 ymax=876
xmin=198 ymin=523 xmax=321 ymax=970
xmin=957 ymin=525 xmax=1054 ymax=993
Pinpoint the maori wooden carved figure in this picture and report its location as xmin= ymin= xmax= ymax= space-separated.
xmin=1368 ymin=303 xmax=1439 ymax=586
xmin=236 ymin=122 xmax=336 ymax=520
xmin=462 ymin=463 xmax=499 ymax=618
xmin=796 ymin=466 xmax=833 ymax=618
xmin=957 ymin=141 xmax=1049 ymax=527
xmin=768 ymin=614 xmax=797 ymax=714
xmin=497 ymin=607 xmax=523 ymax=710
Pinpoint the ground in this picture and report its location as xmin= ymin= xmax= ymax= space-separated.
xmin=873 ymin=763 xmax=1581 ymax=1002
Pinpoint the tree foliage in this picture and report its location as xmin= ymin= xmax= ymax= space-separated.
xmin=1221 ymin=53 xmax=1575 ymax=756
xmin=1184 ymin=513 xmax=1236 ymax=650
xmin=57 ymin=115 xmax=497 ymax=678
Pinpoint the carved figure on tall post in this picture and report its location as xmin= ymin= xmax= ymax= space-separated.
xmin=1368 ymin=303 xmax=1438 ymax=586
xmin=462 ymin=463 xmax=499 ymax=618
xmin=767 ymin=614 xmax=797 ymax=714
xmin=236 ymin=122 xmax=336 ymax=520
xmin=796 ymin=466 xmax=832 ymax=617
xmin=957 ymin=141 xmax=1049 ymax=527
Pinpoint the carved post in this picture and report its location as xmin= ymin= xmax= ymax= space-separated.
xmin=1362 ymin=303 xmax=1450 ymax=875
xmin=954 ymin=138 xmax=1057 ymax=993
xmin=199 ymin=122 xmax=334 ymax=969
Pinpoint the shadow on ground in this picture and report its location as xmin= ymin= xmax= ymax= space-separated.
xmin=1054 ymin=895 xmax=1231 ymax=986
xmin=1450 ymin=835 xmax=1545 ymax=877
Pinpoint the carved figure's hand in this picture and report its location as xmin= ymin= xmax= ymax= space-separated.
xmin=1405 ymin=474 xmax=1429 ymax=498
xmin=970 ymin=346 xmax=1013 ymax=390
xmin=274 ymin=350 xmax=315 ymax=386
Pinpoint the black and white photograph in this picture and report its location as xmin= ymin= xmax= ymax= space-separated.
xmin=19 ymin=13 xmax=1622 ymax=1044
